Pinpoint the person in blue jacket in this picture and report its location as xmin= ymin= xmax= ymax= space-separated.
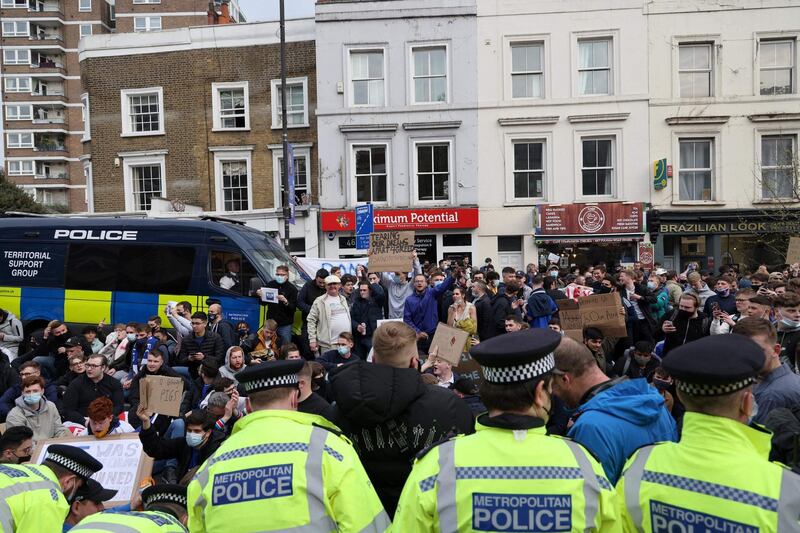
xmin=551 ymin=336 xmax=677 ymax=484
xmin=403 ymin=270 xmax=455 ymax=353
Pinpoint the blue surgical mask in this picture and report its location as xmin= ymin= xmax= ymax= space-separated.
xmin=337 ymin=346 xmax=349 ymax=355
xmin=126 ymin=333 xmax=136 ymax=342
xmin=550 ymin=271 xmax=558 ymax=278
xmin=748 ymin=398 xmax=759 ymax=425
xmin=23 ymin=393 xmax=41 ymax=405
xmin=392 ymin=274 xmax=403 ymax=283
xmin=185 ymin=432 xmax=205 ymax=448
xmin=780 ymin=318 xmax=800 ymax=329
xmin=434 ymin=280 xmax=443 ymax=287
xmin=647 ymin=281 xmax=657 ymax=290
xmin=275 ymin=275 xmax=287 ymax=284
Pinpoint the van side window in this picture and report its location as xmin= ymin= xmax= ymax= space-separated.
xmin=210 ymin=251 xmax=257 ymax=296
xmin=65 ymin=244 xmax=195 ymax=293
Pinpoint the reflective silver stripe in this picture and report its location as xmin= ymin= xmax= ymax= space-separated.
xmin=777 ymin=469 xmax=800 ymax=533
xmin=303 ymin=426 xmax=337 ymax=532
xmin=71 ymin=521 xmax=142 ymax=532
xmin=358 ymin=509 xmax=392 ymax=533
xmin=436 ymin=440 xmax=458 ymax=533
xmin=622 ymin=445 xmax=655 ymax=533
xmin=0 ymin=479 xmax=62 ymax=532
xmin=565 ymin=439 xmax=602 ymax=530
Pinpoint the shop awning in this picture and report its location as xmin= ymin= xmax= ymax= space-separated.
xmin=535 ymin=234 xmax=645 ymax=244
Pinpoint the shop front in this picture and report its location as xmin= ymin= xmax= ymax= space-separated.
xmin=535 ymin=202 xmax=646 ymax=269
xmin=319 ymin=207 xmax=480 ymax=268
xmin=650 ymin=209 xmax=800 ymax=272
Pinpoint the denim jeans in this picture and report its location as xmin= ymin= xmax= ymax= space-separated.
xmin=33 ymin=355 xmax=56 ymax=380
xmin=276 ymin=324 xmax=293 ymax=348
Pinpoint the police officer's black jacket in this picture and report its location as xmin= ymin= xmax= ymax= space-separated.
xmin=329 ymin=359 xmax=475 ymax=517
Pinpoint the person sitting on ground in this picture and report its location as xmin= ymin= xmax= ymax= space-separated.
xmin=0 ymin=361 xmax=59 ymax=422
xmin=55 ymin=354 xmax=86 ymax=397
xmin=318 ymin=332 xmax=360 ymax=372
xmin=127 ymin=346 xmax=184 ymax=432
xmin=5 ymin=374 xmax=68 ymax=441
xmin=138 ymin=405 xmax=226 ymax=484
xmin=81 ymin=326 xmax=104 ymax=354
xmin=278 ymin=342 xmax=303 ymax=361
xmin=61 ymin=354 xmax=124 ymax=425
xmin=180 ymin=359 xmax=219 ymax=416
xmin=0 ymin=426 xmax=33 ymax=464
xmin=242 ymin=319 xmax=280 ymax=363
xmin=219 ymin=345 xmax=248 ymax=385
xmin=611 ymin=340 xmax=661 ymax=381
xmin=73 ymin=396 xmax=134 ymax=438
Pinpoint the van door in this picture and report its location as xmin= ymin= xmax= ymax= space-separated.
xmin=208 ymin=250 xmax=261 ymax=332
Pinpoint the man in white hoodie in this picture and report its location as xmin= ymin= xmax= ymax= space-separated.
xmin=0 ymin=308 xmax=24 ymax=361
xmin=6 ymin=375 xmax=68 ymax=441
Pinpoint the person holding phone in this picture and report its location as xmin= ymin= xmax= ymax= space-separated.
xmin=661 ymin=293 xmax=710 ymax=356
xmin=703 ymin=274 xmax=738 ymax=316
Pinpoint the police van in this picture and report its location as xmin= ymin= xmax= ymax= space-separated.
xmin=0 ymin=215 xmax=307 ymax=338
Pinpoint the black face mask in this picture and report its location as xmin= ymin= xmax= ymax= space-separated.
xmin=676 ymin=309 xmax=694 ymax=321
xmin=238 ymin=329 xmax=249 ymax=337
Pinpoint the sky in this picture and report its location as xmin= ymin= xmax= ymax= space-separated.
xmin=238 ymin=0 xmax=316 ymax=21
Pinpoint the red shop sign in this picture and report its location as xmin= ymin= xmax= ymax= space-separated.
xmin=321 ymin=207 xmax=479 ymax=232
xmin=536 ymin=202 xmax=644 ymax=236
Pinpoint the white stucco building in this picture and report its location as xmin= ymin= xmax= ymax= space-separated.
xmin=475 ymin=0 xmax=651 ymax=271
xmin=647 ymin=0 xmax=800 ymax=271
xmin=314 ymin=0 xmax=481 ymax=265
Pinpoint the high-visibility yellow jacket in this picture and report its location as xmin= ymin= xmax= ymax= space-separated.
xmin=617 ymin=412 xmax=800 ymax=532
xmin=71 ymin=510 xmax=187 ymax=532
xmin=0 ymin=463 xmax=68 ymax=532
xmin=187 ymin=409 xmax=390 ymax=533
xmin=393 ymin=418 xmax=621 ymax=532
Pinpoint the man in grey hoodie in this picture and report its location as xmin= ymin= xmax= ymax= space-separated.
xmin=379 ymin=251 xmax=422 ymax=319
xmin=0 ymin=308 xmax=23 ymax=361
xmin=683 ymin=271 xmax=715 ymax=308
xmin=6 ymin=375 xmax=68 ymax=442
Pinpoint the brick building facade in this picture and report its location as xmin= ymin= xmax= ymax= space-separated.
xmin=80 ymin=19 xmax=320 ymax=254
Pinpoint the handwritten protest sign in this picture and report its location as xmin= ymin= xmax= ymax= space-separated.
xmin=787 ymin=237 xmax=800 ymax=264
xmin=429 ymin=323 xmax=470 ymax=366
xmin=457 ymin=350 xmax=484 ymax=385
xmin=369 ymin=231 xmax=415 ymax=273
xmin=140 ymin=375 xmax=183 ymax=417
xmin=558 ymin=292 xmax=626 ymax=341
xmin=32 ymin=434 xmax=153 ymax=507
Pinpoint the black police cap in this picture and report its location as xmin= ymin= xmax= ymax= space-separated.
xmin=470 ymin=329 xmax=561 ymax=384
xmin=45 ymin=443 xmax=103 ymax=480
xmin=663 ymin=334 xmax=763 ymax=396
xmin=235 ymin=359 xmax=304 ymax=394
xmin=142 ymin=483 xmax=187 ymax=510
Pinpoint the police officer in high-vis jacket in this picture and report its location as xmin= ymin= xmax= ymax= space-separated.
xmin=0 ymin=443 xmax=102 ymax=532
xmin=187 ymin=359 xmax=390 ymax=532
xmin=72 ymin=484 xmax=189 ymax=532
xmin=618 ymin=334 xmax=800 ymax=532
xmin=393 ymin=329 xmax=621 ymax=532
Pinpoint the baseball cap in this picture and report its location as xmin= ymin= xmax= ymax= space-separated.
xmin=74 ymin=478 xmax=117 ymax=504
xmin=63 ymin=336 xmax=83 ymax=348
xmin=515 ymin=270 xmax=525 ymax=278
xmin=324 ymin=275 xmax=341 ymax=285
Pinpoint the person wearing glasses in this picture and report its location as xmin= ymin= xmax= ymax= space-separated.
xmin=61 ymin=354 xmax=124 ymax=425
xmin=55 ymin=355 xmax=86 ymax=398
xmin=711 ymin=287 xmax=755 ymax=335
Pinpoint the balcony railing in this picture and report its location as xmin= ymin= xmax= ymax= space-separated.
xmin=34 ymin=143 xmax=66 ymax=152
xmin=34 ymin=172 xmax=67 ymax=179
xmin=32 ymin=117 xmax=65 ymax=124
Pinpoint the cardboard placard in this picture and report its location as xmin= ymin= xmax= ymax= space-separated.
xmin=140 ymin=375 xmax=183 ymax=417
xmin=369 ymin=231 xmax=415 ymax=273
xmin=457 ymin=350 xmax=484 ymax=386
xmin=787 ymin=237 xmax=800 ymax=264
xmin=558 ymin=292 xmax=627 ymax=341
xmin=429 ymin=323 xmax=470 ymax=366
xmin=32 ymin=434 xmax=153 ymax=508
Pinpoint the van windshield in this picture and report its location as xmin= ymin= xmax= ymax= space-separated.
xmin=245 ymin=234 xmax=308 ymax=289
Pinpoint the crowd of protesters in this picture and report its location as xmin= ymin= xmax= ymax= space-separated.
xmin=0 ymin=252 xmax=799 ymax=529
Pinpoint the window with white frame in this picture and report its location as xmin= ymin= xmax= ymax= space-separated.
xmin=511 ymin=42 xmax=543 ymax=98
xmin=679 ymin=43 xmax=713 ymax=98
xmin=36 ymin=188 xmax=68 ymax=206
xmin=760 ymin=39 xmax=795 ymax=96
xmin=1 ymin=0 xmax=27 ymax=7
xmin=581 ymin=137 xmax=614 ymax=196
xmin=578 ymin=39 xmax=612 ymax=95
xmin=512 ymin=141 xmax=545 ymax=199
xmin=761 ymin=135 xmax=796 ymax=199
xmin=678 ymin=139 xmax=713 ymax=201
xmin=5 ymin=77 xmax=31 ymax=93
xmin=7 ymin=161 xmax=34 ymax=175
xmin=2 ymin=21 xmax=29 ymax=37
xmin=79 ymin=0 xmax=91 ymax=11
xmin=352 ymin=145 xmax=387 ymax=203
xmin=7 ymin=132 xmax=33 ymax=148
xmin=128 ymin=163 xmax=164 ymax=210
xmin=81 ymin=93 xmax=90 ymax=141
xmin=270 ymin=78 xmax=308 ymax=128
xmin=133 ymin=0 xmax=160 ymax=3
xmin=350 ymin=49 xmax=385 ymax=106
xmin=3 ymin=49 xmax=30 ymax=65
xmin=108 ymin=4 xmax=115 ymax=20
xmin=415 ymin=142 xmax=450 ymax=202
xmin=218 ymin=159 xmax=250 ymax=212
xmin=134 ymin=16 xmax=161 ymax=32
xmin=79 ymin=24 xmax=92 ymax=38
xmin=277 ymin=153 xmax=310 ymax=207
xmin=412 ymin=46 xmax=447 ymax=103
xmin=121 ymin=88 xmax=164 ymax=136
xmin=6 ymin=104 xmax=32 ymax=120
xmin=212 ymin=82 xmax=249 ymax=130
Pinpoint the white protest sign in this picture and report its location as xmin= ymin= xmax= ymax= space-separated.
xmin=260 ymin=287 xmax=279 ymax=304
xmin=297 ymin=257 xmax=369 ymax=277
